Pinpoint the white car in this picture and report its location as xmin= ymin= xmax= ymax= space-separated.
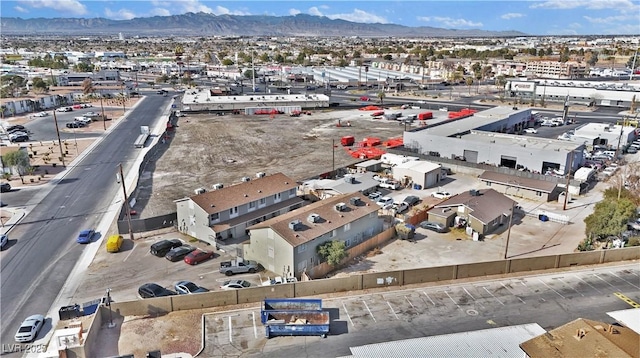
xmin=33 ymin=111 xmax=49 ymax=117
xmin=523 ymin=128 xmax=537 ymax=134
xmin=376 ymin=196 xmax=394 ymax=208
xmin=393 ymin=202 xmax=409 ymax=213
xmin=15 ymin=314 xmax=45 ymax=343
xmin=74 ymin=116 xmax=92 ymax=124
xmin=431 ymin=191 xmax=452 ymax=199
xmin=220 ymin=279 xmax=251 ymax=290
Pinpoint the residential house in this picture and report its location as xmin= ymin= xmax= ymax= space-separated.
xmin=427 ymin=189 xmax=517 ymax=236
xmin=244 ymin=193 xmax=382 ymax=278
xmin=174 ymin=172 xmax=304 ymax=245
xmin=478 ymin=171 xmax=559 ymax=202
xmin=300 ymin=172 xmax=380 ymax=200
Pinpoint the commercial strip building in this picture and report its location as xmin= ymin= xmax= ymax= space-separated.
xmin=180 ymin=88 xmax=330 ymax=112
xmin=563 ymin=122 xmax=640 ymax=150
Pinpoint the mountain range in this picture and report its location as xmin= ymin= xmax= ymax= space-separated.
xmin=0 ymin=13 xmax=526 ymax=37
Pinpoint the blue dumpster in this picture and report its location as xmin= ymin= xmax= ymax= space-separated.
xmin=539 ymin=214 xmax=549 ymax=222
xmin=413 ymin=184 xmax=422 ymax=190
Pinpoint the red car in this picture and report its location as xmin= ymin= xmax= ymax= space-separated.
xmin=184 ymin=249 xmax=214 ymax=265
xmin=360 ymin=96 xmax=370 ymax=101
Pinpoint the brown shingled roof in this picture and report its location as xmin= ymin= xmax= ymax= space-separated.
xmin=432 ymin=188 xmax=517 ymax=224
xmin=479 ymin=171 xmax=557 ymax=193
xmin=520 ymin=318 xmax=639 ymax=358
xmin=190 ymin=173 xmax=297 ymax=214
xmin=249 ymin=193 xmax=379 ymax=247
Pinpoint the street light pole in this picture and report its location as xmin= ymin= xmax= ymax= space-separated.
xmin=120 ymin=81 xmax=126 ymax=114
xmin=99 ymin=91 xmax=106 ymax=130
xmin=52 ymin=110 xmax=66 ymax=167
xmin=118 ymin=163 xmax=134 ymax=241
xmin=106 ymin=288 xmax=115 ymax=328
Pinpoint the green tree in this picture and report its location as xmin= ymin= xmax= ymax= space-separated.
xmin=2 ymin=150 xmax=30 ymax=178
xmin=584 ymin=189 xmax=637 ymax=241
xmin=383 ymin=54 xmax=393 ymax=61
xmin=155 ymin=75 xmax=168 ymax=84
xmin=243 ymin=69 xmax=256 ymax=79
xmin=465 ymin=77 xmax=474 ymax=94
xmin=73 ymin=62 xmax=92 ymax=72
xmin=377 ymin=91 xmax=385 ymax=105
xmin=627 ymin=54 xmax=639 ymax=70
xmin=586 ymin=51 xmax=599 ymax=66
xmin=221 ymin=59 xmax=234 ymax=66
xmin=317 ymin=240 xmax=347 ymax=266
xmin=31 ymin=77 xmax=48 ymax=93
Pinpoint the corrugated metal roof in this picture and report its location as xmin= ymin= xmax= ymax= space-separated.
xmin=341 ymin=323 xmax=546 ymax=358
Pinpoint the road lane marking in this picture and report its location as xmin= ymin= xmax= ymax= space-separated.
xmin=443 ymin=291 xmax=462 ymax=310
xmin=500 ymin=282 xmax=526 ymax=304
xmin=342 ymin=302 xmax=354 ymax=327
xmin=573 ymin=274 xmax=602 ymax=294
xmin=609 ymin=271 xmax=640 ymax=290
xmin=422 ymin=291 xmax=436 ymax=306
xmin=593 ymin=273 xmax=620 ymax=290
xmin=537 ymin=278 xmax=565 ymax=299
xmin=521 ymin=280 xmax=545 ymax=302
xmin=387 ymin=301 xmax=399 ymax=320
xmin=228 ymin=316 xmax=233 ymax=343
xmin=123 ymin=243 xmax=137 ymax=262
xmin=613 ymin=292 xmax=640 ymax=308
xmin=405 ymin=296 xmax=416 ymax=310
xmin=362 ymin=300 xmax=376 ymax=322
xmin=558 ymin=277 xmax=584 ymax=297
xmin=463 ymin=287 xmax=476 ymax=301
xmin=482 ymin=286 xmax=505 ymax=306
xmin=252 ymin=311 xmax=257 ymax=338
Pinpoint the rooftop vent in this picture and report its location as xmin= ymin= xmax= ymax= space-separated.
xmin=335 ymin=203 xmax=347 ymax=212
xmin=344 ymin=175 xmax=355 ymax=184
xmin=307 ymin=213 xmax=321 ymax=224
xmin=256 ymin=172 xmax=266 ymax=178
xmin=469 ymin=189 xmax=480 ymax=196
xmin=194 ymin=187 xmax=206 ymax=195
xmin=241 ymin=176 xmax=251 ymax=182
xmin=289 ymin=219 xmax=302 ymax=231
xmin=349 ymin=197 xmax=361 ymax=206
xmin=212 ymin=183 xmax=224 ymax=190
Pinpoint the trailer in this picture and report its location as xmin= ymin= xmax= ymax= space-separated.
xmin=134 ymin=126 xmax=150 ymax=148
xmin=261 ymin=299 xmax=323 ymax=323
xmin=263 ymin=310 xmax=330 ymax=338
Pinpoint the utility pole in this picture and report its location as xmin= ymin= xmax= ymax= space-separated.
xmin=120 ymin=80 xmax=126 ymax=114
xmin=503 ymin=201 xmax=515 ymax=260
xmin=563 ymin=151 xmax=574 ymax=210
xmin=52 ymin=110 xmax=66 ymax=167
xmin=118 ymin=163 xmax=134 ymax=241
xmin=100 ymin=90 xmax=106 ymax=130
xmin=332 ymin=138 xmax=335 ymax=179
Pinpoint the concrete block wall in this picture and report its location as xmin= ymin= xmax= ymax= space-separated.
xmin=456 ymin=260 xmax=507 ymax=279
xmin=403 ymin=266 xmax=456 ymax=284
xmin=362 ymin=270 xmax=403 ymax=289
xmin=509 ymin=256 xmax=557 ymax=273
xmin=237 ymin=284 xmax=295 ymax=304
xmin=557 ymin=251 xmax=602 ymax=267
xmin=294 ymin=276 xmax=362 ymax=297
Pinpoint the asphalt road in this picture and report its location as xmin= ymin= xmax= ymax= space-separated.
xmin=0 ymin=93 xmax=172 ymax=351
xmin=202 ymin=263 xmax=640 ymax=357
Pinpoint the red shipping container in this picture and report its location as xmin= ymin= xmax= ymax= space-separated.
xmin=341 ymin=136 xmax=355 ymax=146
xmin=417 ymin=112 xmax=433 ymax=120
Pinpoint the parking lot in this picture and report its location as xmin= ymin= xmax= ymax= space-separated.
xmin=197 ymin=265 xmax=640 ymax=357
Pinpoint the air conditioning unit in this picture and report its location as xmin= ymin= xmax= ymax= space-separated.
xmin=212 ymin=183 xmax=224 ymax=190
xmin=194 ymin=188 xmax=206 ymax=195
xmin=349 ymin=197 xmax=360 ymax=205
xmin=344 ymin=175 xmax=355 ymax=184
xmin=241 ymin=176 xmax=251 ymax=182
xmin=469 ymin=189 xmax=480 ymax=196
xmin=256 ymin=172 xmax=266 ymax=178
xmin=288 ymin=219 xmax=302 ymax=231
xmin=307 ymin=213 xmax=321 ymax=223
xmin=335 ymin=203 xmax=347 ymax=212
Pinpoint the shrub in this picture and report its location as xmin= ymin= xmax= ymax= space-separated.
xmin=577 ymin=238 xmax=594 ymax=251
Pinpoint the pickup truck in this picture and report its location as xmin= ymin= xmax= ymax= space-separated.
xmin=379 ymin=178 xmax=401 ymax=190
xmin=219 ymin=259 xmax=259 ymax=276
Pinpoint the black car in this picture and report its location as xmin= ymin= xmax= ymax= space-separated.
xmin=138 ymin=283 xmax=177 ymax=299
xmin=66 ymin=121 xmax=85 ymax=128
xmin=7 ymin=128 xmax=27 ymax=134
xmin=165 ymin=245 xmax=196 ymax=262
xmin=10 ymin=135 xmax=29 ymax=143
xmin=150 ymin=239 xmax=182 ymax=257
xmin=403 ymin=195 xmax=421 ymax=206
xmin=6 ymin=125 xmax=25 ymax=132
xmin=0 ymin=183 xmax=11 ymax=193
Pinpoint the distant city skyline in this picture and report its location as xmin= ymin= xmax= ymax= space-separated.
xmin=1 ymin=0 xmax=639 ymax=36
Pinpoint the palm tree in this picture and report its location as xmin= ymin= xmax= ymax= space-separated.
xmin=377 ymin=91 xmax=386 ymax=106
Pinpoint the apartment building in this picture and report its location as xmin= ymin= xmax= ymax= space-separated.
xmin=524 ymin=61 xmax=587 ymax=79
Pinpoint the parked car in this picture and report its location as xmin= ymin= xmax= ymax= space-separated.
xmin=6 ymin=125 xmax=26 ymax=132
xmin=66 ymin=122 xmax=85 ymax=128
xmin=150 ymin=239 xmax=182 ymax=257
xmin=14 ymin=314 xmax=45 ymax=343
xmin=220 ymin=279 xmax=251 ymax=290
xmin=84 ymin=111 xmax=100 ymax=117
xmin=419 ymin=221 xmax=448 ymax=233
xmin=1 ymin=233 xmax=8 ymax=249
xmin=367 ymin=191 xmax=382 ymax=200
xmin=376 ymin=196 xmax=394 ymax=207
xmin=76 ymin=229 xmax=95 ymax=244
xmin=403 ymin=195 xmax=420 ymax=206
xmin=523 ymin=128 xmax=538 ymax=134
xmin=74 ymin=116 xmax=92 ymax=124
xmin=138 ymin=283 xmax=176 ymax=299
xmin=431 ymin=191 xmax=452 ymax=199
xmin=165 ymin=245 xmax=196 ymax=262
xmin=9 ymin=134 xmax=29 ymax=142
xmin=174 ymin=281 xmax=209 ymax=294
xmin=1 ymin=182 xmax=11 ymax=192
xmin=33 ymin=111 xmax=49 ymax=117
xmin=184 ymin=249 xmax=215 ymax=265
xmin=56 ymin=106 xmax=73 ymax=112
xmin=627 ymin=147 xmax=638 ymax=154
xmin=81 ymin=103 xmax=92 ymax=108
xmin=393 ymin=202 xmax=409 ymax=213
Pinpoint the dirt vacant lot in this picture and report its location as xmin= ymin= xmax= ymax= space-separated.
xmin=137 ymin=109 xmax=409 ymax=217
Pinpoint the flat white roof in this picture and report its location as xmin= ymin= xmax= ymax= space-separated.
xmin=419 ymin=106 xmax=531 ymax=137
xmin=341 ymin=323 xmax=546 ymax=358
xmin=394 ymin=160 xmax=441 ymax=172
xmin=462 ymin=131 xmax=582 ymax=151
xmin=607 ymin=309 xmax=640 ymax=334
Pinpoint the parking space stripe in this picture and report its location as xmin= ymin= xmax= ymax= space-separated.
xmin=500 ymin=282 xmax=526 ymax=304
xmin=443 ymin=291 xmax=462 ymax=310
xmin=342 ymin=302 xmax=355 ymax=327
xmin=362 ymin=300 xmax=376 ymax=322
xmin=558 ymin=277 xmax=584 ymax=297
xmin=613 ymin=292 xmax=640 ymax=308
xmin=609 ymin=271 xmax=640 ymax=290
xmin=573 ymin=274 xmax=603 ymax=294
xmin=123 ymin=243 xmax=137 ymax=262
xmin=521 ymin=281 xmax=545 ymax=302
xmin=593 ymin=273 xmax=620 ymax=290
xmin=228 ymin=316 xmax=233 ymax=343
xmin=482 ymin=286 xmax=505 ymax=306
xmin=405 ymin=296 xmax=416 ymax=310
xmin=538 ymin=278 xmax=566 ymax=299
xmin=422 ymin=291 xmax=436 ymax=306
xmin=386 ymin=301 xmax=399 ymax=320
xmin=463 ymin=287 xmax=476 ymax=301
xmin=252 ymin=312 xmax=257 ymax=339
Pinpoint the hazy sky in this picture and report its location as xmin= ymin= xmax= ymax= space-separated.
xmin=2 ymin=0 xmax=639 ymax=35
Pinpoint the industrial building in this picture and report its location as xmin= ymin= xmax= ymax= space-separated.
xmin=391 ymin=160 xmax=443 ymax=189
xmin=181 ymin=88 xmax=330 ymax=112
xmin=563 ymin=122 xmax=640 ymax=150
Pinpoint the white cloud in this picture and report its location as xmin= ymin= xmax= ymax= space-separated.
xmin=530 ymin=0 xmax=638 ymax=11
xmin=104 ymin=7 xmax=137 ymax=20
xmin=179 ymin=0 xmax=214 ymax=13
xmin=568 ymin=22 xmax=582 ymax=29
xmin=14 ymin=5 xmax=28 ymax=13
xmin=150 ymin=8 xmax=171 ymax=17
xmin=18 ymin=0 xmax=87 ymax=15
xmin=584 ymin=14 xmax=636 ymax=23
xmin=418 ymin=16 xmax=483 ymax=28
xmin=150 ymin=0 xmax=169 ymax=6
xmin=501 ymin=13 xmax=524 ymax=20
xmin=305 ymin=7 xmax=387 ymax=23
xmin=308 ymin=6 xmax=323 ymax=16
xmin=289 ymin=8 xmax=301 ymax=15
xmin=318 ymin=5 xmax=330 ymax=10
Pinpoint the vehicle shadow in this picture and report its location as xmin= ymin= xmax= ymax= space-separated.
xmin=327 ymin=308 xmax=348 ymax=336
xmin=1 ymin=238 xmax=18 ymax=250
xmin=119 ymin=238 xmax=135 ymax=252
xmin=90 ymin=232 xmax=102 ymax=244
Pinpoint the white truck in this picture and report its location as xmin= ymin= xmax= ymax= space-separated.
xmin=134 ymin=126 xmax=150 ymax=148
xmin=378 ymin=178 xmax=401 ymax=190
